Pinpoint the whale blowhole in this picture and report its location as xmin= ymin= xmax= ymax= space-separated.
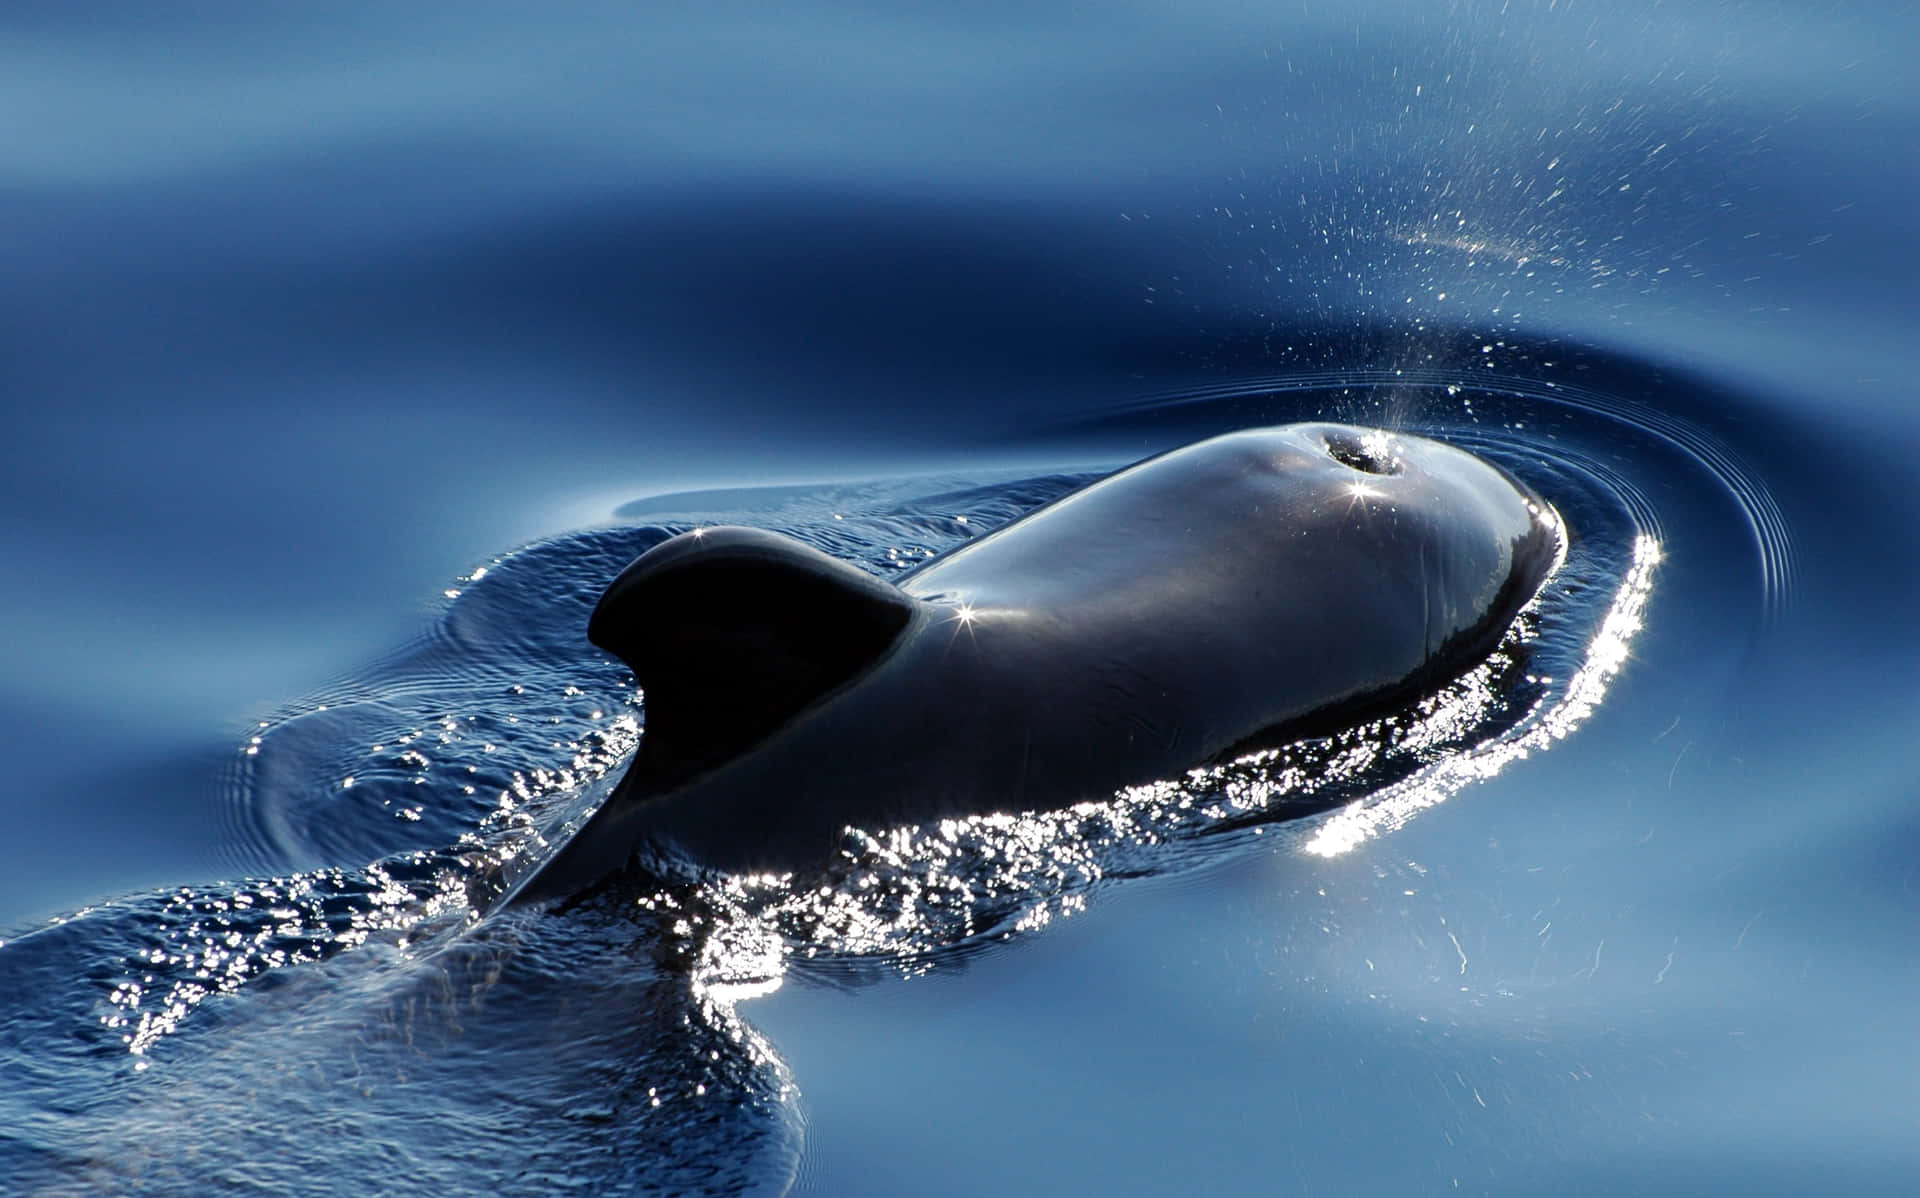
xmin=1323 ymin=430 xmax=1401 ymax=476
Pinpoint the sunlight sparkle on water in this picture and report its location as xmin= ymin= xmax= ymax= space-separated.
xmin=1303 ymin=533 xmax=1660 ymax=858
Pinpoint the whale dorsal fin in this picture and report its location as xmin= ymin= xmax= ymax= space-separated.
xmin=588 ymin=526 xmax=917 ymax=789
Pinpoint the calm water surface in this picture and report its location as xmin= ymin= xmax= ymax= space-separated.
xmin=2 ymin=3 xmax=1915 ymax=1195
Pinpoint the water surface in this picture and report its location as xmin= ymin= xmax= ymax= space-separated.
xmin=2 ymin=2 xmax=1915 ymax=1194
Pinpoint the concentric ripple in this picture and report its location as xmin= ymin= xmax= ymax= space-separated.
xmin=1077 ymin=365 xmax=1789 ymax=619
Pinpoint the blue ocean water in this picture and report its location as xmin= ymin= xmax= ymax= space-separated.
xmin=1 ymin=3 xmax=1914 ymax=1194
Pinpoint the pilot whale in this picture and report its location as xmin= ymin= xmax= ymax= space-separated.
xmin=513 ymin=423 xmax=1563 ymax=902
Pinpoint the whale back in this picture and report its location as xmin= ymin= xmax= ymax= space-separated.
xmin=899 ymin=424 xmax=1560 ymax=746
xmin=512 ymin=424 xmax=1564 ymax=900
xmin=587 ymin=526 xmax=917 ymax=789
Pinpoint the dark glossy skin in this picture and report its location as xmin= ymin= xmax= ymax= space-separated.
xmin=513 ymin=423 xmax=1563 ymax=900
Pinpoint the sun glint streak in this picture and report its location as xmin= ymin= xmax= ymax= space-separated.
xmin=1302 ymin=533 xmax=1661 ymax=857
